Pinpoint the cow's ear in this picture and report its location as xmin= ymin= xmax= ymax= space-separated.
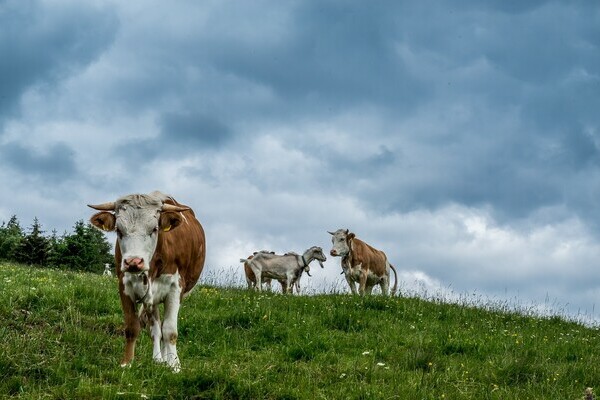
xmin=347 ymin=232 xmax=355 ymax=241
xmin=90 ymin=212 xmax=116 ymax=231
xmin=159 ymin=211 xmax=183 ymax=232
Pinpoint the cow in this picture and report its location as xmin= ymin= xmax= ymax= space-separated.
xmin=328 ymin=229 xmax=398 ymax=296
xmin=88 ymin=191 xmax=205 ymax=372
xmin=240 ymin=246 xmax=326 ymax=294
xmin=243 ymin=251 xmax=274 ymax=291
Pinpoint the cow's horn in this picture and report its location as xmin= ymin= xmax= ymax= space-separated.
xmin=88 ymin=202 xmax=116 ymax=211
xmin=162 ymin=203 xmax=190 ymax=212
xmin=327 ymin=230 xmax=335 ymax=235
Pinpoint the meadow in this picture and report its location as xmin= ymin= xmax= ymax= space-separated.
xmin=2 ymin=262 xmax=600 ymax=399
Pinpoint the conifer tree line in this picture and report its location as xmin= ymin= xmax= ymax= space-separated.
xmin=0 ymin=215 xmax=113 ymax=273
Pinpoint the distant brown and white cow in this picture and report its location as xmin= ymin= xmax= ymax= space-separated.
xmin=241 ymin=247 xmax=326 ymax=294
xmin=89 ymin=191 xmax=205 ymax=371
xmin=328 ymin=229 xmax=398 ymax=296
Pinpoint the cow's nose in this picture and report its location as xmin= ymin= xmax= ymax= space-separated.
xmin=124 ymin=257 xmax=145 ymax=272
xmin=330 ymin=250 xmax=337 ymax=256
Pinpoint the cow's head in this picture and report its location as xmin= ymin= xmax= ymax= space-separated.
xmin=88 ymin=193 xmax=189 ymax=273
xmin=328 ymin=229 xmax=355 ymax=257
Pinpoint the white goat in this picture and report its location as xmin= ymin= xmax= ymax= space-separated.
xmin=240 ymin=246 xmax=326 ymax=294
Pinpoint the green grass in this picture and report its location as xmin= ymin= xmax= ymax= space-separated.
xmin=1 ymin=262 xmax=600 ymax=399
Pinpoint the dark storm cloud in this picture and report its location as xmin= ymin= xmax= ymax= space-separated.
xmin=0 ymin=0 xmax=117 ymax=125
xmin=206 ymin=1 xmax=429 ymax=117
xmin=160 ymin=112 xmax=233 ymax=148
xmin=1 ymin=0 xmax=600 ymax=318
xmin=0 ymin=141 xmax=77 ymax=182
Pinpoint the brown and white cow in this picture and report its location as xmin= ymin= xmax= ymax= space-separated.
xmin=89 ymin=191 xmax=205 ymax=371
xmin=328 ymin=229 xmax=398 ymax=296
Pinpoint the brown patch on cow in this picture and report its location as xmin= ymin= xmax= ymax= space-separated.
xmin=169 ymin=333 xmax=178 ymax=345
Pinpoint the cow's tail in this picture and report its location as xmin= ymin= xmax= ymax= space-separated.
xmin=389 ymin=263 xmax=398 ymax=296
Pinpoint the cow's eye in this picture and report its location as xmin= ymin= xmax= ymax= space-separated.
xmin=116 ymin=228 xmax=123 ymax=238
xmin=152 ymin=226 xmax=158 ymax=234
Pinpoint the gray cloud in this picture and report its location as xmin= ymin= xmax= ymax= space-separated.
xmin=0 ymin=141 xmax=77 ymax=182
xmin=0 ymin=0 xmax=117 ymax=126
xmin=160 ymin=112 xmax=233 ymax=148
xmin=0 ymin=1 xmax=599 ymax=320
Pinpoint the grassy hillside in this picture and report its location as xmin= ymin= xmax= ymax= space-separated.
xmin=1 ymin=263 xmax=600 ymax=399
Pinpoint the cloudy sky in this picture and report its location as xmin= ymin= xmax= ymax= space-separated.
xmin=2 ymin=0 xmax=600 ymax=320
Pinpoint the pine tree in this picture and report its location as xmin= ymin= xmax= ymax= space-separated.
xmin=58 ymin=220 xmax=113 ymax=272
xmin=47 ymin=229 xmax=65 ymax=268
xmin=15 ymin=217 xmax=50 ymax=266
xmin=0 ymin=215 xmax=24 ymax=261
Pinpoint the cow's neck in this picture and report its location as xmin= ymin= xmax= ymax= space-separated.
xmin=136 ymin=272 xmax=151 ymax=304
xmin=343 ymin=240 xmax=355 ymax=268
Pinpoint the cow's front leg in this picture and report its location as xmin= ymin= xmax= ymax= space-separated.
xmin=358 ymin=270 xmax=368 ymax=296
xmin=146 ymin=305 xmax=163 ymax=363
xmin=344 ymin=273 xmax=358 ymax=295
xmin=162 ymin=285 xmax=182 ymax=372
xmin=120 ymin=295 xmax=141 ymax=367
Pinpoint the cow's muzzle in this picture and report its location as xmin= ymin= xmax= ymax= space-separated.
xmin=124 ymin=257 xmax=145 ymax=273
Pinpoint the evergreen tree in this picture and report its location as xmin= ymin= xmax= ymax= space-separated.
xmin=58 ymin=220 xmax=113 ymax=272
xmin=46 ymin=229 xmax=65 ymax=268
xmin=0 ymin=215 xmax=24 ymax=261
xmin=15 ymin=217 xmax=50 ymax=266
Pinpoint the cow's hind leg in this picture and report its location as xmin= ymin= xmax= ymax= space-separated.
xmin=162 ymin=287 xmax=182 ymax=372
xmin=380 ymin=275 xmax=390 ymax=296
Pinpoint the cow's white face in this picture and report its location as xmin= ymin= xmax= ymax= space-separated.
xmin=329 ymin=229 xmax=354 ymax=257
xmin=89 ymin=193 xmax=187 ymax=274
xmin=114 ymin=202 xmax=161 ymax=273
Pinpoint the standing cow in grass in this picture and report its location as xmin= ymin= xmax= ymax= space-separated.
xmin=328 ymin=229 xmax=398 ymax=296
xmin=88 ymin=191 xmax=205 ymax=371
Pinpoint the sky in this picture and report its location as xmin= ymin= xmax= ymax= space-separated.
xmin=1 ymin=0 xmax=600 ymax=321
